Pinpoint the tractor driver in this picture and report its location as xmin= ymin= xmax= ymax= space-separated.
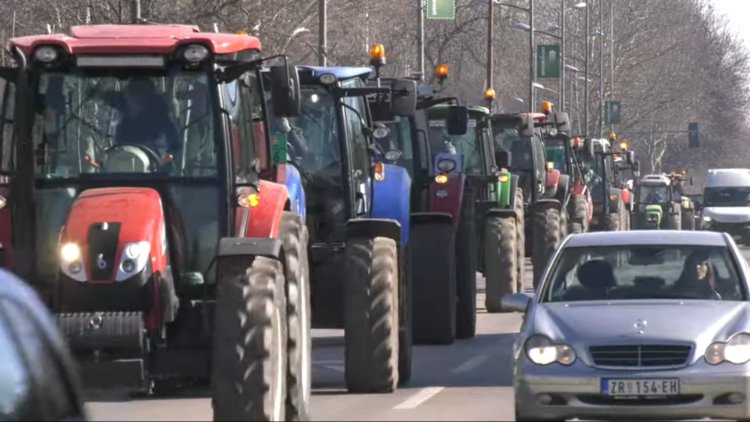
xmin=114 ymin=78 xmax=181 ymax=157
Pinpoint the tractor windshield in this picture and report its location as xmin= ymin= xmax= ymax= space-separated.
xmin=704 ymin=187 xmax=750 ymax=207
xmin=491 ymin=122 xmax=533 ymax=171
xmin=544 ymin=138 xmax=567 ymax=172
xmin=428 ymin=119 xmax=482 ymax=175
xmin=32 ymin=69 xmax=218 ymax=180
xmin=640 ymin=185 xmax=669 ymax=203
xmin=581 ymin=155 xmax=605 ymax=201
xmin=378 ymin=116 xmax=415 ymax=177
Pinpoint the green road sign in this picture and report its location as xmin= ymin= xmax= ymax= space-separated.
xmin=426 ymin=0 xmax=455 ymax=20
xmin=537 ymin=45 xmax=560 ymax=78
xmin=605 ymin=101 xmax=621 ymax=124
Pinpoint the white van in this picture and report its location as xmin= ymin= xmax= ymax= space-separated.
xmin=702 ymin=168 xmax=750 ymax=242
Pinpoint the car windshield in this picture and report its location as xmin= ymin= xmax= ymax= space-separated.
xmin=542 ymin=245 xmax=745 ymax=302
xmin=492 ymin=122 xmax=533 ymax=170
xmin=428 ymin=118 xmax=482 ymax=175
xmin=33 ymin=69 xmax=218 ymax=179
xmin=704 ymin=187 xmax=750 ymax=207
xmin=640 ymin=185 xmax=669 ymax=203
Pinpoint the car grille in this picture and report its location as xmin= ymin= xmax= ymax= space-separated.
xmin=589 ymin=345 xmax=691 ymax=368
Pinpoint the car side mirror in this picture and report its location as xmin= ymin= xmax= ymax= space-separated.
xmin=390 ymin=79 xmax=417 ymax=117
xmin=447 ymin=106 xmax=469 ymax=135
xmin=269 ymin=64 xmax=301 ymax=118
xmin=501 ymin=292 xmax=532 ymax=313
xmin=495 ymin=149 xmax=511 ymax=168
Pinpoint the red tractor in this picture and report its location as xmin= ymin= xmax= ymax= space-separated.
xmin=0 ymin=24 xmax=310 ymax=421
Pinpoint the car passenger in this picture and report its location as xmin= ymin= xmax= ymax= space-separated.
xmin=675 ymin=250 xmax=721 ymax=299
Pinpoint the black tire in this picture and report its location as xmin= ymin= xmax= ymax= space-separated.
xmin=455 ymin=187 xmax=477 ymax=339
xmin=398 ymin=244 xmax=413 ymax=385
xmin=570 ymin=222 xmax=583 ymax=234
xmin=344 ymin=236 xmax=399 ymax=393
xmin=559 ymin=208 xmax=568 ymax=239
xmin=682 ymin=210 xmax=695 ymax=231
xmin=670 ymin=213 xmax=682 ymax=230
xmin=485 ymin=215 xmax=517 ymax=313
xmin=212 ymin=256 xmax=287 ymax=422
xmin=605 ymin=213 xmax=620 ymax=231
xmin=532 ymin=207 xmax=561 ymax=291
xmin=279 ymin=212 xmax=311 ymax=421
xmin=569 ymin=195 xmax=588 ymax=234
xmin=515 ymin=188 xmax=526 ymax=293
xmin=412 ymin=222 xmax=455 ymax=344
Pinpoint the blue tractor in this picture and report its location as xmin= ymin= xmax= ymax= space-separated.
xmin=268 ymin=65 xmax=416 ymax=392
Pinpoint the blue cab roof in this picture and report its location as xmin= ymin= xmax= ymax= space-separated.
xmin=297 ymin=65 xmax=373 ymax=82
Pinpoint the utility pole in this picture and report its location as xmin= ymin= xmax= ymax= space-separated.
xmin=418 ymin=0 xmax=425 ymax=80
xmin=130 ymin=0 xmax=141 ymax=24
xmin=609 ymin=0 xmax=615 ymax=134
xmin=560 ymin=0 xmax=566 ymax=113
xmin=529 ymin=0 xmax=535 ymax=112
xmin=318 ymin=0 xmax=327 ymax=66
xmin=598 ymin=0 xmax=604 ymax=137
xmin=487 ymin=0 xmax=494 ymax=94
xmin=584 ymin=0 xmax=589 ymax=136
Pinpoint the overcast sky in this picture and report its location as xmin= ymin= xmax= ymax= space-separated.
xmin=711 ymin=0 xmax=750 ymax=50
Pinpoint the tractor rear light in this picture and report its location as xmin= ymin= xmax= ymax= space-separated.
xmin=435 ymin=174 xmax=449 ymax=184
xmin=0 ymin=194 xmax=6 ymax=210
xmin=183 ymin=44 xmax=209 ymax=63
xmin=238 ymin=192 xmax=260 ymax=208
xmin=374 ymin=162 xmax=386 ymax=182
xmin=34 ymin=45 xmax=59 ymax=63
xmin=437 ymin=159 xmax=456 ymax=172
xmin=115 ymin=241 xmax=150 ymax=282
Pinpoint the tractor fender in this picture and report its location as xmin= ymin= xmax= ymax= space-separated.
xmin=237 ymin=179 xmax=289 ymax=239
xmin=485 ymin=208 xmax=517 ymax=220
xmin=0 ymin=186 xmax=13 ymax=269
xmin=621 ymin=188 xmax=631 ymax=206
xmin=608 ymin=187 xmax=622 ymax=212
xmin=346 ymin=218 xmax=402 ymax=246
xmin=216 ymin=237 xmax=283 ymax=260
xmin=533 ymin=198 xmax=563 ymax=213
xmin=372 ymin=163 xmax=411 ymax=246
xmin=275 ymin=163 xmax=306 ymax=219
xmin=546 ymin=169 xmax=561 ymax=190
xmin=556 ymin=174 xmax=570 ymax=205
xmin=60 ymin=187 xmax=169 ymax=278
xmin=410 ymin=212 xmax=453 ymax=227
xmin=428 ymin=173 xmax=466 ymax=229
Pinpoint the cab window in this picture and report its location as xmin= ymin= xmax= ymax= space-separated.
xmin=341 ymin=82 xmax=370 ymax=175
xmin=223 ymin=75 xmax=261 ymax=184
xmin=0 ymin=78 xmax=14 ymax=176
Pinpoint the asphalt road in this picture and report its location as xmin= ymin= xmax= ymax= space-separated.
xmin=84 ymin=248 xmax=750 ymax=421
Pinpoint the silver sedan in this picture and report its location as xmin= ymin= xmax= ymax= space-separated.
xmin=506 ymin=230 xmax=750 ymax=421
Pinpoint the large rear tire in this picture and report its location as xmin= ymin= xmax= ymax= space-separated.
xmin=455 ymin=188 xmax=477 ymax=339
xmin=484 ymin=215 xmax=517 ymax=313
xmin=515 ymin=188 xmax=526 ymax=293
xmin=279 ymin=212 xmax=311 ymax=421
xmin=398 ymin=245 xmax=413 ymax=385
xmin=212 ymin=256 xmax=287 ymax=422
xmin=605 ymin=213 xmax=620 ymax=231
xmin=532 ymin=207 xmax=561 ymax=291
xmin=682 ymin=210 xmax=695 ymax=231
xmin=412 ymin=222 xmax=455 ymax=344
xmin=344 ymin=237 xmax=399 ymax=393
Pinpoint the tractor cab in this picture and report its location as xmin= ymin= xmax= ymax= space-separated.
xmin=636 ymin=174 xmax=688 ymax=230
xmin=0 ymin=24 xmax=307 ymax=419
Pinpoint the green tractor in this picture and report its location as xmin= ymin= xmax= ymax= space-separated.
xmin=634 ymin=173 xmax=695 ymax=230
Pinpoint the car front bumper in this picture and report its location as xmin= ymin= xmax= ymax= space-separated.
xmin=515 ymin=359 xmax=750 ymax=420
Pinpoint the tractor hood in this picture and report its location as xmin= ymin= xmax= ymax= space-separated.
xmin=703 ymin=206 xmax=750 ymax=224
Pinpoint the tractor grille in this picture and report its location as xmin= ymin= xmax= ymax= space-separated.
xmin=589 ymin=345 xmax=691 ymax=368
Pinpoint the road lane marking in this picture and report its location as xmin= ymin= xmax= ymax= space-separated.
xmin=452 ymin=354 xmax=490 ymax=374
xmin=393 ymin=386 xmax=445 ymax=409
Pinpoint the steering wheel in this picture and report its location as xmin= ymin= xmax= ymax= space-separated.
xmin=103 ymin=143 xmax=165 ymax=172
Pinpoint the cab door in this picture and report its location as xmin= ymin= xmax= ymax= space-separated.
xmin=0 ymin=69 xmax=17 ymax=269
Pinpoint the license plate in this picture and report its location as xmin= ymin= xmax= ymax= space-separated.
xmin=601 ymin=378 xmax=680 ymax=396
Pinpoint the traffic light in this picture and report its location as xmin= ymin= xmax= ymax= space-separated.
xmin=688 ymin=122 xmax=700 ymax=148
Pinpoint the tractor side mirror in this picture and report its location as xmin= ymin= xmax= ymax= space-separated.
xmin=520 ymin=114 xmax=535 ymax=137
xmin=583 ymin=138 xmax=595 ymax=160
xmin=551 ymin=112 xmax=571 ymax=134
xmin=633 ymin=161 xmax=641 ymax=178
xmin=390 ymin=79 xmax=417 ymax=117
xmin=447 ymin=106 xmax=469 ymax=135
xmin=626 ymin=151 xmax=635 ymax=165
xmin=269 ymin=64 xmax=301 ymax=118
xmin=689 ymin=176 xmax=694 ymax=186
xmin=495 ymin=149 xmax=511 ymax=168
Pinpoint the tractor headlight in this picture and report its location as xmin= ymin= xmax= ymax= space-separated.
xmin=706 ymin=333 xmax=750 ymax=365
xmin=437 ymin=159 xmax=457 ymax=173
xmin=115 ymin=241 xmax=151 ymax=282
xmin=319 ymin=73 xmax=338 ymax=85
xmin=525 ymin=335 xmax=576 ymax=366
xmin=34 ymin=45 xmax=59 ymax=63
xmin=703 ymin=215 xmax=712 ymax=223
xmin=183 ymin=44 xmax=209 ymax=63
xmin=60 ymin=242 xmax=86 ymax=283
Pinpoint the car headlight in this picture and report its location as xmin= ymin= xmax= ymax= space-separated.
xmin=524 ymin=335 xmax=576 ymax=366
xmin=706 ymin=333 xmax=750 ymax=365
xmin=703 ymin=215 xmax=712 ymax=223
xmin=437 ymin=159 xmax=457 ymax=173
xmin=115 ymin=241 xmax=151 ymax=282
xmin=59 ymin=242 xmax=86 ymax=282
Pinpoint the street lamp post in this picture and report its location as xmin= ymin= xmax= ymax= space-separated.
xmin=487 ymin=0 xmax=494 ymax=99
xmin=598 ymin=0 xmax=604 ymax=137
xmin=318 ymin=0 xmax=327 ymax=66
xmin=529 ymin=0 xmax=535 ymax=112
xmin=584 ymin=0 xmax=589 ymax=137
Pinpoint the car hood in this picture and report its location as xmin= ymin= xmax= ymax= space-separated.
xmin=704 ymin=206 xmax=750 ymax=223
xmin=528 ymin=301 xmax=750 ymax=365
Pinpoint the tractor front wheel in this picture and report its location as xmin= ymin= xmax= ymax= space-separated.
xmin=344 ymin=236 xmax=399 ymax=393
xmin=532 ymin=207 xmax=561 ymax=291
xmin=484 ymin=215 xmax=518 ymax=313
xmin=515 ymin=188 xmax=526 ymax=293
xmin=212 ymin=256 xmax=287 ymax=422
xmin=455 ymin=188 xmax=477 ymax=339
